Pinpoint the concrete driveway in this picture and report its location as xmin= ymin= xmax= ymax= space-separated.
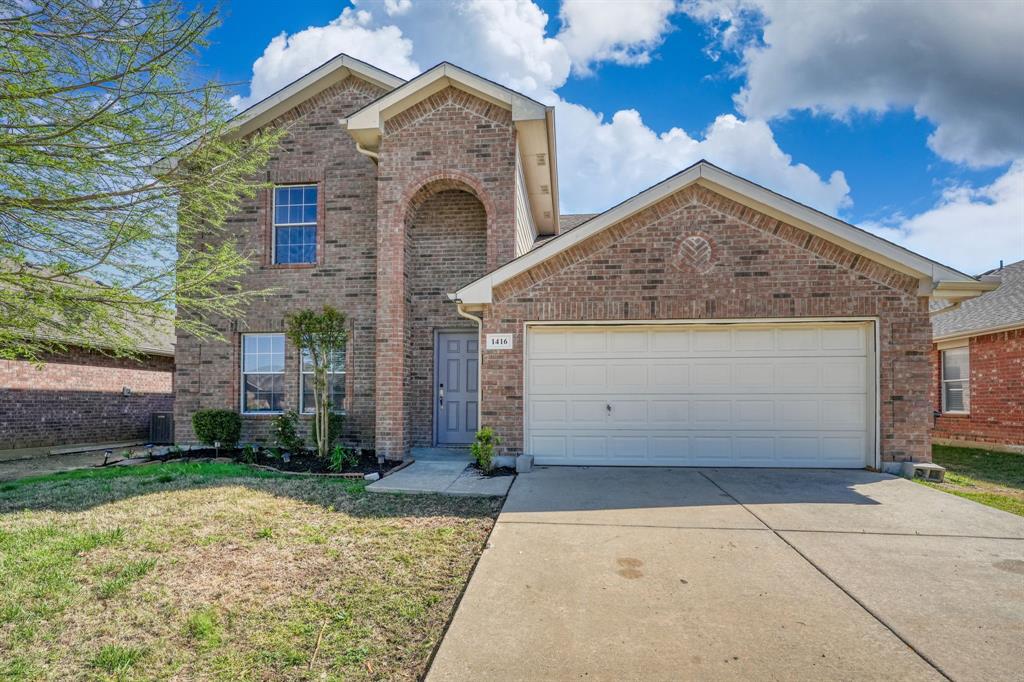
xmin=427 ymin=467 xmax=1024 ymax=681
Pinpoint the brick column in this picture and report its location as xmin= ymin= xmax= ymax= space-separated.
xmin=374 ymin=176 xmax=408 ymax=460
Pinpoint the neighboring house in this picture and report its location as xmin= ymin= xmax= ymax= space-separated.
xmin=173 ymin=54 xmax=992 ymax=472
xmin=931 ymin=260 xmax=1024 ymax=452
xmin=0 ymin=332 xmax=175 ymax=452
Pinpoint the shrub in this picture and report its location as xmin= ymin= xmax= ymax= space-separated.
xmin=240 ymin=444 xmax=258 ymax=464
xmin=270 ymin=410 xmax=304 ymax=453
xmin=191 ymin=409 xmax=241 ymax=448
xmin=470 ymin=427 xmax=501 ymax=472
xmin=328 ymin=444 xmax=359 ymax=472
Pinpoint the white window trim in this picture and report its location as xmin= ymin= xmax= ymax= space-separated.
xmin=271 ymin=184 xmax=318 ymax=265
xmin=299 ymin=348 xmax=347 ymax=415
xmin=940 ymin=345 xmax=970 ymax=415
xmin=241 ymin=333 xmax=286 ymax=415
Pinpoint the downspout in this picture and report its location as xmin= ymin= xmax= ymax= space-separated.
xmin=339 ymin=117 xmax=380 ymax=163
xmin=454 ymin=299 xmax=483 ymax=435
xmin=355 ymin=142 xmax=379 ymax=162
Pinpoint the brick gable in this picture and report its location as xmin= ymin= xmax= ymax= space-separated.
xmin=479 ymin=185 xmax=932 ymax=464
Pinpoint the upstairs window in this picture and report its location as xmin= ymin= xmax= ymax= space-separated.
xmin=300 ymin=348 xmax=346 ymax=414
xmin=941 ymin=346 xmax=970 ymax=413
xmin=273 ymin=185 xmax=317 ymax=264
xmin=241 ymin=334 xmax=285 ymax=413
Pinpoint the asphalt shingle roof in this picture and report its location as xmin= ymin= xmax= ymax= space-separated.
xmin=932 ymin=260 xmax=1024 ymax=339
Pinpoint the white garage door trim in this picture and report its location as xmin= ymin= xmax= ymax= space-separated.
xmin=523 ymin=318 xmax=880 ymax=469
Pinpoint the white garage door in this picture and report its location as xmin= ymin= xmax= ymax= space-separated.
xmin=525 ymin=323 xmax=875 ymax=468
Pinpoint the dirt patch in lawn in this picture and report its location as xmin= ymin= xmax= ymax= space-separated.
xmin=0 ymin=462 xmax=501 ymax=680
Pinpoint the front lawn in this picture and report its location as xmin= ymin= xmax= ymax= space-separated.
xmin=918 ymin=444 xmax=1024 ymax=516
xmin=0 ymin=462 xmax=500 ymax=680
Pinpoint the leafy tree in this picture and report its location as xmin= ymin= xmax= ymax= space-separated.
xmin=284 ymin=307 xmax=348 ymax=459
xmin=0 ymin=0 xmax=282 ymax=361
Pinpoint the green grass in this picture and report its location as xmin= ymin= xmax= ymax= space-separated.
xmin=917 ymin=444 xmax=1024 ymax=516
xmin=0 ymin=461 xmax=500 ymax=680
xmin=89 ymin=644 xmax=147 ymax=678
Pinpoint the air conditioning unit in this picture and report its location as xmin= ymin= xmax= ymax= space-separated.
xmin=150 ymin=412 xmax=174 ymax=444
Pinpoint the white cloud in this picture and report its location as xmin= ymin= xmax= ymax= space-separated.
xmin=228 ymin=7 xmax=420 ymax=110
xmin=228 ymin=0 xmax=852 ymax=218
xmin=557 ymin=0 xmax=679 ymax=74
xmin=683 ymin=0 xmax=1024 ymax=168
xmin=555 ymin=103 xmax=849 ymax=214
xmin=864 ymin=163 xmax=1024 ymax=275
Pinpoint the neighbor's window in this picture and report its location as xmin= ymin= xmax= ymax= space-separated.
xmin=241 ymin=334 xmax=285 ymax=413
xmin=273 ymin=184 xmax=317 ymax=264
xmin=300 ymin=347 xmax=346 ymax=414
xmin=941 ymin=346 xmax=970 ymax=413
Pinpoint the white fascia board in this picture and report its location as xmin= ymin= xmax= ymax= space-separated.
xmin=154 ymin=54 xmax=404 ymax=173
xmin=345 ymin=63 xmax=547 ymax=149
xmin=455 ymin=161 xmax=984 ymax=305
xmin=696 ymin=165 xmax=974 ymax=284
xmin=933 ymin=320 xmax=1024 ymax=343
xmin=454 ymin=164 xmax=703 ymax=303
xmin=231 ymin=54 xmax=405 ymax=139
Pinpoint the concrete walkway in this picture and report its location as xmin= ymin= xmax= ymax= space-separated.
xmin=367 ymin=449 xmax=514 ymax=496
xmin=428 ymin=467 xmax=1024 ymax=681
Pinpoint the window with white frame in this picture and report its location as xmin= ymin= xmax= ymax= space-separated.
xmin=941 ymin=346 xmax=970 ymax=413
xmin=300 ymin=347 xmax=346 ymax=413
xmin=241 ymin=334 xmax=285 ymax=413
xmin=273 ymin=185 xmax=317 ymax=264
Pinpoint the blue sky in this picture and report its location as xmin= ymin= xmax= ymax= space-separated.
xmin=194 ymin=0 xmax=1023 ymax=274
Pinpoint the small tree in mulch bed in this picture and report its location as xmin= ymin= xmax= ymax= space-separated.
xmin=284 ymin=306 xmax=348 ymax=460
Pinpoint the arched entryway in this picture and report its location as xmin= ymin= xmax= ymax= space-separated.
xmin=404 ymin=180 xmax=489 ymax=447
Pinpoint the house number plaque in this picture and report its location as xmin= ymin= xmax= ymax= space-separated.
xmin=486 ymin=333 xmax=514 ymax=350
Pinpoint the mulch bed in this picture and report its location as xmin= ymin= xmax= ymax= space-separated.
xmin=154 ymin=447 xmax=395 ymax=476
xmin=469 ymin=463 xmax=517 ymax=478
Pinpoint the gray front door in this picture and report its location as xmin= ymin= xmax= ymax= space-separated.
xmin=435 ymin=331 xmax=479 ymax=445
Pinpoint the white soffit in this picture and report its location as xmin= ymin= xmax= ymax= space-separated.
xmin=454 ymin=161 xmax=991 ymax=305
xmin=345 ymin=62 xmax=547 ymax=148
xmin=227 ymin=54 xmax=405 ymax=140
xmin=345 ymin=62 xmax=558 ymax=234
xmin=153 ymin=54 xmax=404 ymax=173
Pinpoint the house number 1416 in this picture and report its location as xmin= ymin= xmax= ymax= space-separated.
xmin=486 ymin=333 xmax=514 ymax=350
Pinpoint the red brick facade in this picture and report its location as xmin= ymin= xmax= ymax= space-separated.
xmin=173 ymin=68 xmax=940 ymax=466
xmin=173 ymin=79 xmax=516 ymax=459
xmin=479 ymin=185 xmax=933 ymax=465
xmin=372 ymin=88 xmax=516 ymax=458
xmin=174 ymin=77 xmax=387 ymax=445
xmin=407 ymin=190 xmax=488 ymax=447
xmin=1 ymin=347 xmax=173 ymax=450
xmin=932 ymin=328 xmax=1024 ymax=448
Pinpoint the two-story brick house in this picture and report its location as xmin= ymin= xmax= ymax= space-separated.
xmin=174 ymin=54 xmax=992 ymax=471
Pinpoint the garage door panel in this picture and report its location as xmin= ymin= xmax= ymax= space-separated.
xmin=609 ymin=363 xmax=648 ymax=389
xmin=528 ymin=430 xmax=870 ymax=467
xmin=650 ymin=400 xmax=689 ymax=423
xmin=526 ymin=323 xmax=873 ymax=468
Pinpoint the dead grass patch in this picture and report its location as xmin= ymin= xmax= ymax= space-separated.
xmin=0 ymin=463 xmax=500 ymax=680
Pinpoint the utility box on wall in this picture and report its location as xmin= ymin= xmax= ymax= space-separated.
xmin=150 ymin=412 xmax=174 ymax=444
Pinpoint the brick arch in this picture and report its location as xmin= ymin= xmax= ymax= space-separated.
xmin=399 ymin=171 xmax=500 ymax=269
